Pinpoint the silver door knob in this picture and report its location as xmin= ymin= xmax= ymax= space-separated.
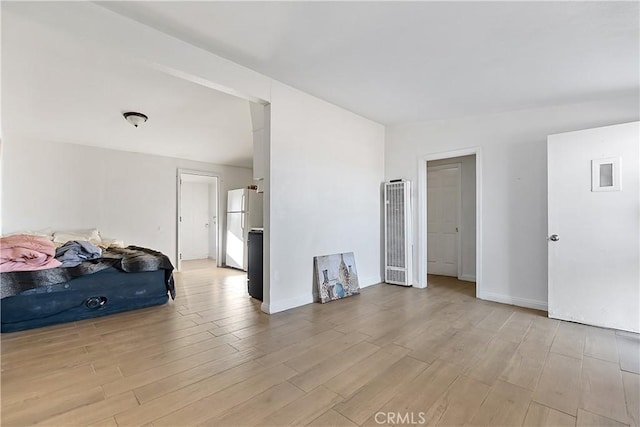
xmin=549 ymin=234 xmax=559 ymax=242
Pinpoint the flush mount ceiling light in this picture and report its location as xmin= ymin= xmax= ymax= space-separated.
xmin=123 ymin=112 xmax=148 ymax=128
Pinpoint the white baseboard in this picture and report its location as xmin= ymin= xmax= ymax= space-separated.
xmin=458 ymin=274 xmax=476 ymax=282
xmin=260 ymin=301 xmax=270 ymax=314
xmin=262 ymin=294 xmax=314 ymax=314
xmin=478 ymin=291 xmax=548 ymax=312
xmin=359 ymin=277 xmax=382 ymax=289
xmin=261 ymin=277 xmax=382 ymax=314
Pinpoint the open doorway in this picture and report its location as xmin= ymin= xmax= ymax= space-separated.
xmin=418 ymin=148 xmax=482 ymax=297
xmin=427 ymin=155 xmax=476 ymax=280
xmin=177 ymin=171 xmax=220 ymax=272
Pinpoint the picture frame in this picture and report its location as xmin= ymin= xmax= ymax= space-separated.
xmin=314 ymin=252 xmax=360 ymax=303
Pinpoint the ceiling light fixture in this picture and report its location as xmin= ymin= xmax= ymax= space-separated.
xmin=123 ymin=112 xmax=148 ymax=128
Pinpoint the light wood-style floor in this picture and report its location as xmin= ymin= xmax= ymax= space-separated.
xmin=1 ymin=270 xmax=639 ymax=427
xmin=181 ymin=258 xmax=218 ymax=272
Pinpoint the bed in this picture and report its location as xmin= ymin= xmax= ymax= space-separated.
xmin=1 ymin=245 xmax=175 ymax=333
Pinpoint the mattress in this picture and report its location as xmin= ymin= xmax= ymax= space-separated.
xmin=1 ymin=267 xmax=169 ymax=333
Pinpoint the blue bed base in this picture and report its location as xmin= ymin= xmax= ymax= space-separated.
xmin=1 ymin=268 xmax=169 ymax=333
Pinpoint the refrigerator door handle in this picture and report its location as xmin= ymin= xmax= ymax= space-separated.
xmin=241 ymin=213 xmax=245 ymax=233
xmin=241 ymin=193 xmax=246 ymax=211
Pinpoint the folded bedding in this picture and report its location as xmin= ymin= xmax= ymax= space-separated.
xmin=52 ymin=229 xmax=101 ymax=246
xmin=0 ymin=235 xmax=62 ymax=273
xmin=0 ymin=245 xmax=175 ymax=300
xmin=99 ymin=238 xmax=125 ymax=249
xmin=55 ymin=240 xmax=102 ymax=267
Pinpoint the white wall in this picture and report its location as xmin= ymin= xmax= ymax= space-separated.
xmin=386 ymin=95 xmax=640 ymax=310
xmin=427 ymin=155 xmax=476 ymax=281
xmin=268 ymin=82 xmax=385 ymax=313
xmin=2 ymin=139 xmax=253 ymax=267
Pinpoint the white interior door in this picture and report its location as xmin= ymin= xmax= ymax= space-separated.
xmin=548 ymin=122 xmax=639 ymax=332
xmin=208 ymin=182 xmax=218 ymax=261
xmin=180 ymin=182 xmax=210 ymax=260
xmin=427 ymin=165 xmax=460 ymax=277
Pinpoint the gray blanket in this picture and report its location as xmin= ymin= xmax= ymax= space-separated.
xmin=55 ymin=240 xmax=102 ymax=267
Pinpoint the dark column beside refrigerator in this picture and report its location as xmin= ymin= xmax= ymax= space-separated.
xmin=247 ymin=229 xmax=263 ymax=301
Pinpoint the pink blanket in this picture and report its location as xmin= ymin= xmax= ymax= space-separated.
xmin=0 ymin=234 xmax=62 ymax=273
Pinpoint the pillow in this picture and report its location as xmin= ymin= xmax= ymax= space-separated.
xmin=99 ymin=238 xmax=125 ymax=249
xmin=2 ymin=230 xmax=53 ymax=240
xmin=53 ymin=228 xmax=101 ymax=246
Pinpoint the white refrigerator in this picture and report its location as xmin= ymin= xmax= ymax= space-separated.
xmin=225 ymin=188 xmax=263 ymax=270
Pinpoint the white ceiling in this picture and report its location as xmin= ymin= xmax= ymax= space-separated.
xmin=2 ymin=6 xmax=254 ymax=168
xmin=98 ymin=1 xmax=640 ymax=124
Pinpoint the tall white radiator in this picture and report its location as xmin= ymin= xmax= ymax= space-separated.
xmin=384 ymin=180 xmax=413 ymax=286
